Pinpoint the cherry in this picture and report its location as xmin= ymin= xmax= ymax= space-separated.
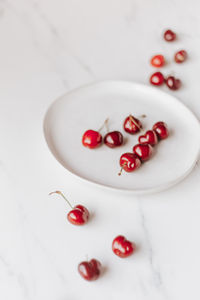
xmin=82 ymin=119 xmax=109 ymax=149
xmin=123 ymin=115 xmax=142 ymax=134
xmin=138 ymin=130 xmax=158 ymax=146
xmin=153 ymin=122 xmax=169 ymax=140
xmin=49 ymin=191 xmax=89 ymax=225
xmin=174 ymin=50 xmax=187 ymax=63
xmin=166 ymin=76 xmax=181 ymax=90
xmin=133 ymin=144 xmax=153 ymax=161
xmin=119 ymin=153 xmax=141 ymax=175
xmin=82 ymin=130 xmax=102 ymax=149
xmin=78 ymin=259 xmax=101 ymax=281
xmin=104 ymin=131 xmax=123 ymax=148
xmin=112 ymin=235 xmax=135 ymax=258
xmin=150 ymin=72 xmax=165 ymax=86
xmin=164 ymin=29 xmax=176 ymax=42
xmin=150 ymin=55 xmax=165 ymax=67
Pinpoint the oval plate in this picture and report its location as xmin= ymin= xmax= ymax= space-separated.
xmin=43 ymin=81 xmax=200 ymax=194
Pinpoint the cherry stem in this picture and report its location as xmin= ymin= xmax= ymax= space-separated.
xmin=98 ymin=118 xmax=109 ymax=132
xmin=129 ymin=115 xmax=142 ymax=131
xmin=49 ymin=191 xmax=73 ymax=209
xmin=118 ymin=163 xmax=127 ymax=176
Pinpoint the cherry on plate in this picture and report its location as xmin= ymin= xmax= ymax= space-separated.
xmin=49 ymin=191 xmax=89 ymax=225
xmin=78 ymin=259 xmax=101 ymax=281
xmin=112 ymin=235 xmax=135 ymax=258
xmin=164 ymin=29 xmax=176 ymax=42
xmin=153 ymin=122 xmax=169 ymax=140
xmin=151 ymin=55 xmax=165 ymax=67
xmin=150 ymin=72 xmax=165 ymax=86
xmin=133 ymin=144 xmax=153 ymax=161
xmin=166 ymin=76 xmax=181 ymax=90
xmin=82 ymin=130 xmax=102 ymax=149
xmin=174 ymin=50 xmax=187 ymax=63
xmin=82 ymin=118 xmax=109 ymax=149
xmin=104 ymin=131 xmax=123 ymax=148
xmin=123 ymin=115 xmax=142 ymax=134
xmin=138 ymin=130 xmax=158 ymax=146
xmin=119 ymin=152 xmax=141 ymax=175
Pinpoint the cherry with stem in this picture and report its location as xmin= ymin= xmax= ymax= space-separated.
xmin=49 ymin=191 xmax=90 ymax=225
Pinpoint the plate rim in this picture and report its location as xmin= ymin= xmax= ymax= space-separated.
xmin=43 ymin=80 xmax=200 ymax=195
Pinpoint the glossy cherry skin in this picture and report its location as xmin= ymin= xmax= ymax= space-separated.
xmin=138 ymin=130 xmax=158 ymax=146
xmin=82 ymin=130 xmax=102 ymax=149
xmin=174 ymin=50 xmax=187 ymax=63
xmin=150 ymin=55 xmax=165 ymax=67
xmin=153 ymin=122 xmax=169 ymax=140
xmin=119 ymin=153 xmax=141 ymax=173
xmin=150 ymin=72 xmax=165 ymax=86
xmin=67 ymin=205 xmax=89 ymax=225
xmin=123 ymin=115 xmax=142 ymax=134
xmin=164 ymin=29 xmax=176 ymax=42
xmin=133 ymin=144 xmax=153 ymax=161
xmin=104 ymin=131 xmax=123 ymax=148
xmin=166 ymin=76 xmax=181 ymax=90
xmin=112 ymin=235 xmax=135 ymax=258
xmin=78 ymin=259 xmax=101 ymax=281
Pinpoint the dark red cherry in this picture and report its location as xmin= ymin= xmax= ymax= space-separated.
xmin=174 ymin=50 xmax=187 ymax=63
xmin=133 ymin=144 xmax=153 ymax=161
xmin=150 ymin=72 xmax=165 ymax=86
xmin=112 ymin=235 xmax=135 ymax=258
xmin=164 ymin=29 xmax=176 ymax=42
xmin=119 ymin=153 xmax=141 ymax=175
xmin=78 ymin=259 xmax=101 ymax=281
xmin=151 ymin=55 xmax=165 ymax=67
xmin=104 ymin=131 xmax=123 ymax=148
xmin=49 ymin=191 xmax=89 ymax=225
xmin=138 ymin=130 xmax=158 ymax=146
xmin=153 ymin=122 xmax=169 ymax=140
xmin=82 ymin=130 xmax=102 ymax=149
xmin=166 ymin=76 xmax=181 ymax=90
xmin=123 ymin=115 xmax=142 ymax=134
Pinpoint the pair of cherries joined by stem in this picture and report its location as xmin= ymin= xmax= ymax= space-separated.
xmin=49 ymin=191 xmax=136 ymax=281
xmin=119 ymin=121 xmax=169 ymax=174
xmin=82 ymin=118 xmax=123 ymax=149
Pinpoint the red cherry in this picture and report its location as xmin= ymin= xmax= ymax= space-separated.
xmin=104 ymin=131 xmax=123 ymax=148
xmin=133 ymin=144 xmax=153 ymax=161
xmin=150 ymin=55 xmax=165 ymax=67
xmin=174 ymin=50 xmax=187 ymax=63
xmin=112 ymin=235 xmax=135 ymax=258
xmin=153 ymin=122 xmax=169 ymax=140
xmin=49 ymin=191 xmax=89 ymax=225
xmin=119 ymin=153 xmax=141 ymax=175
xmin=67 ymin=205 xmax=89 ymax=225
xmin=164 ymin=29 xmax=176 ymax=42
xmin=78 ymin=259 xmax=101 ymax=281
xmin=138 ymin=130 xmax=158 ymax=146
xmin=123 ymin=115 xmax=142 ymax=134
xmin=166 ymin=76 xmax=181 ymax=90
xmin=150 ymin=72 xmax=165 ymax=86
xmin=82 ymin=130 xmax=102 ymax=149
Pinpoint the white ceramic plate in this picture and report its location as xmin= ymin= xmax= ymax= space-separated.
xmin=43 ymin=81 xmax=200 ymax=194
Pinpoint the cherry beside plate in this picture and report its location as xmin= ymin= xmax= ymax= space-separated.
xmin=43 ymin=81 xmax=200 ymax=194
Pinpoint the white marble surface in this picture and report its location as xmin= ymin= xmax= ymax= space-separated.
xmin=1 ymin=0 xmax=200 ymax=299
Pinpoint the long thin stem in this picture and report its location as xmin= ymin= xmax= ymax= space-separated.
xmin=49 ymin=191 xmax=73 ymax=209
xmin=98 ymin=118 xmax=109 ymax=132
xmin=129 ymin=115 xmax=142 ymax=131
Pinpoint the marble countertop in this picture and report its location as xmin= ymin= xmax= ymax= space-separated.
xmin=1 ymin=0 xmax=200 ymax=299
